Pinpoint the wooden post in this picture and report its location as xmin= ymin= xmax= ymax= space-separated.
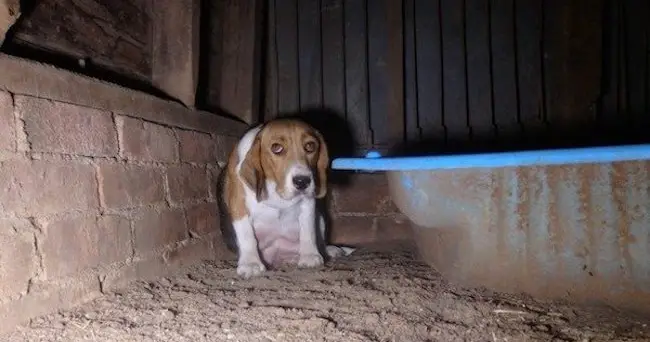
xmin=151 ymin=0 xmax=201 ymax=108
xmin=204 ymin=0 xmax=265 ymax=124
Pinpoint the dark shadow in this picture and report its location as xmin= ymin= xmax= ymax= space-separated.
xmin=216 ymin=169 xmax=238 ymax=255
xmin=195 ymin=0 xmax=216 ymax=112
xmin=279 ymin=107 xmax=359 ymax=256
xmin=0 ymin=39 xmax=175 ymax=101
xmin=393 ymin=117 xmax=650 ymax=158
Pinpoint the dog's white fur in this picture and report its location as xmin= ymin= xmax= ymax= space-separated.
xmin=227 ymin=123 xmax=354 ymax=278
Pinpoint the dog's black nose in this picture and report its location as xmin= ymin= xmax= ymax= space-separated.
xmin=292 ymin=175 xmax=311 ymax=191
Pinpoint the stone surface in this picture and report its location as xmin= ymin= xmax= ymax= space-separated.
xmin=332 ymin=174 xmax=397 ymax=214
xmin=117 ymin=116 xmax=178 ymax=162
xmin=98 ymin=163 xmax=166 ymax=209
xmin=185 ymin=202 xmax=219 ymax=237
xmin=0 ymin=91 xmax=14 ymax=151
xmin=0 ymin=218 xmax=37 ymax=298
xmin=0 ymin=271 xmax=101 ymax=336
xmin=167 ymin=165 xmax=209 ymax=205
xmin=177 ymin=129 xmax=215 ymax=163
xmin=133 ymin=207 xmax=187 ymax=254
xmin=41 ymin=214 xmax=131 ymax=278
xmin=162 ymin=237 xmax=214 ymax=268
xmin=0 ymin=160 xmax=98 ymax=215
xmin=18 ymin=96 xmax=118 ymax=157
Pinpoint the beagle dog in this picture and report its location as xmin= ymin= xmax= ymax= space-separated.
xmin=219 ymin=118 xmax=354 ymax=278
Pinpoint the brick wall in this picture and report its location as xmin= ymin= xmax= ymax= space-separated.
xmin=329 ymin=173 xmax=413 ymax=246
xmin=0 ymin=54 xmax=246 ymax=333
xmin=0 ymin=54 xmax=413 ymax=333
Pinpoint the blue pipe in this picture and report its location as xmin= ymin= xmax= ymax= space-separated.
xmin=331 ymin=144 xmax=650 ymax=171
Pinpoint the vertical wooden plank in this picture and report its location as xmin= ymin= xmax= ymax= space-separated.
xmin=264 ymin=0 xmax=279 ymax=120
xmin=209 ymin=0 xmax=264 ymax=123
xmin=276 ymin=0 xmax=300 ymax=114
xmin=647 ymin=1 xmax=650 ymax=116
xmin=345 ymin=0 xmax=371 ymax=148
xmin=465 ymin=0 xmax=494 ymax=141
xmin=616 ymin=1 xmax=627 ymax=120
xmin=599 ymin=0 xmax=620 ymax=122
xmin=515 ymin=0 xmax=544 ymax=132
xmin=414 ymin=0 xmax=445 ymax=142
xmin=152 ymin=0 xmax=201 ymax=108
xmin=321 ymin=0 xmax=346 ymax=116
xmin=403 ymin=0 xmax=420 ymax=143
xmin=440 ymin=0 xmax=469 ymax=143
xmin=367 ymin=0 xmax=404 ymax=149
xmin=623 ymin=0 xmax=648 ymax=120
xmin=204 ymin=0 xmax=223 ymax=112
xmin=298 ymin=0 xmax=322 ymax=109
xmin=543 ymin=0 xmax=604 ymax=127
xmin=490 ymin=0 xmax=519 ymax=138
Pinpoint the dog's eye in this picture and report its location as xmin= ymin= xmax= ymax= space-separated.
xmin=304 ymin=141 xmax=317 ymax=153
xmin=271 ymin=143 xmax=284 ymax=154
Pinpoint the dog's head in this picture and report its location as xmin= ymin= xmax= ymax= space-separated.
xmin=240 ymin=118 xmax=329 ymax=202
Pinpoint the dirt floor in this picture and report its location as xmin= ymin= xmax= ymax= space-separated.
xmin=3 ymin=243 xmax=650 ymax=342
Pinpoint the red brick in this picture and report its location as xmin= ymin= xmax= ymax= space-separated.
xmin=0 ymin=160 xmax=98 ymax=215
xmin=0 ymin=91 xmax=14 ymax=151
xmin=17 ymin=96 xmax=117 ymax=156
xmin=177 ymin=129 xmax=215 ymax=163
xmin=329 ymin=215 xmax=376 ymax=246
xmin=375 ymin=215 xmax=413 ymax=243
xmin=185 ymin=202 xmax=219 ymax=237
xmin=0 ymin=271 xmax=101 ymax=335
xmin=0 ymin=219 xmax=37 ymax=298
xmin=102 ymin=237 xmax=219 ymax=293
xmin=133 ymin=207 xmax=187 ymax=254
xmin=99 ymin=163 xmax=166 ymax=209
xmin=208 ymin=166 xmax=222 ymax=200
xmin=41 ymin=214 xmax=131 ymax=278
xmin=117 ymin=116 xmax=178 ymax=162
xmin=214 ymin=134 xmax=237 ymax=164
xmin=167 ymin=165 xmax=209 ymax=204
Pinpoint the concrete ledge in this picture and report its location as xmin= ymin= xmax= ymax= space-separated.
xmin=0 ymin=53 xmax=249 ymax=137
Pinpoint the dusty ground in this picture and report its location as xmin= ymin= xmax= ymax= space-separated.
xmin=4 ymin=243 xmax=650 ymax=342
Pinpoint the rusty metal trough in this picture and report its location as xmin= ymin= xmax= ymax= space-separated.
xmin=332 ymin=145 xmax=650 ymax=313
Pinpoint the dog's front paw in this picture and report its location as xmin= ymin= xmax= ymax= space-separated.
xmin=237 ymin=261 xmax=266 ymax=278
xmin=298 ymin=253 xmax=324 ymax=268
xmin=326 ymin=245 xmax=356 ymax=259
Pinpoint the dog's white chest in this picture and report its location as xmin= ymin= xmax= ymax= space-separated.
xmin=251 ymin=204 xmax=299 ymax=234
xmin=250 ymin=199 xmax=301 ymax=239
xmin=246 ymin=198 xmax=306 ymax=266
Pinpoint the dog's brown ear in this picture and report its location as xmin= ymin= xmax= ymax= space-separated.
xmin=314 ymin=131 xmax=330 ymax=199
xmin=240 ymin=136 xmax=268 ymax=202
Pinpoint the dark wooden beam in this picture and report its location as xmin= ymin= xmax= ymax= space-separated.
xmin=8 ymin=0 xmax=151 ymax=81
xmin=204 ymin=0 xmax=265 ymax=124
xmin=152 ymin=0 xmax=201 ymax=108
